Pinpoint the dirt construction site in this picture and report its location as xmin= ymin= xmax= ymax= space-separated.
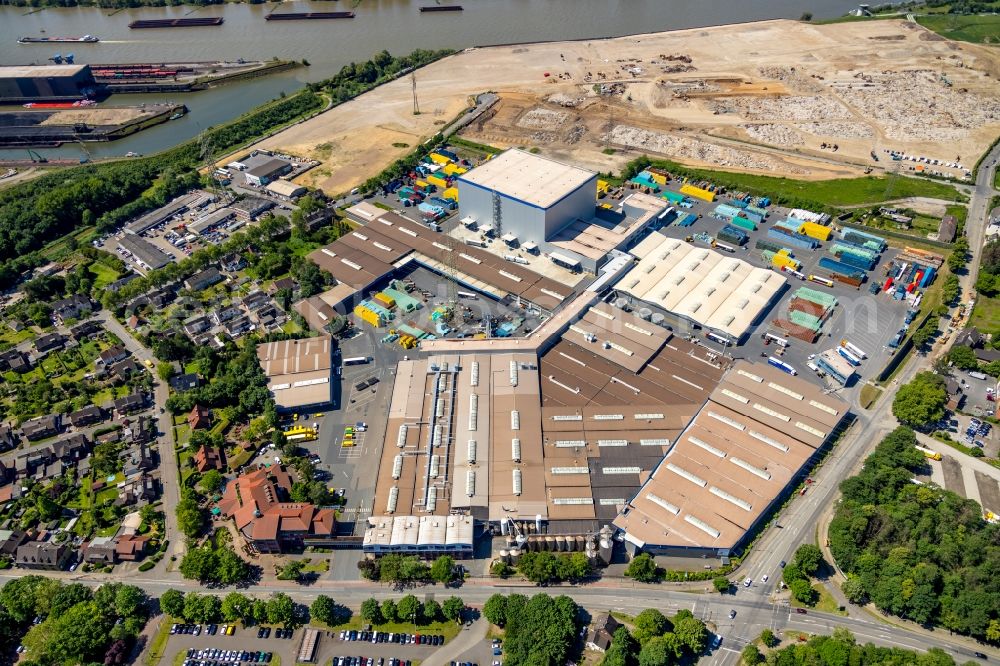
xmin=252 ymin=18 xmax=1000 ymax=194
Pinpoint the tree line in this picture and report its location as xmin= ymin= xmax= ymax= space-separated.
xmin=358 ymin=594 xmax=465 ymax=626
xmin=828 ymin=427 xmax=1000 ymax=642
xmin=482 ymin=593 xmax=581 ymax=666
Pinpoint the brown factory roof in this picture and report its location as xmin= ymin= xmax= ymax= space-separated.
xmin=613 ymin=360 xmax=847 ymax=552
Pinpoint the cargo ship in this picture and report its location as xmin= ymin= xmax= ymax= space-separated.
xmin=128 ymin=18 xmax=224 ymax=29
xmin=18 ymin=35 xmax=99 ymax=43
xmin=419 ymin=5 xmax=463 ymax=11
xmin=265 ymin=11 xmax=354 ymax=20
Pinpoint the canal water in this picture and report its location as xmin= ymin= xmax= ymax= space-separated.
xmin=1 ymin=0 xmax=868 ymax=160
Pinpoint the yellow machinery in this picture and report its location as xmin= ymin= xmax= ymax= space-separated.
xmin=398 ymin=334 xmax=417 ymax=350
xmin=915 ymin=445 xmax=943 ymax=461
xmin=596 ymin=179 xmax=610 ymax=197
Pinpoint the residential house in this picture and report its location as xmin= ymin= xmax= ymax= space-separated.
xmin=15 ymin=448 xmax=53 ymax=478
xmin=0 ymin=529 xmax=28 ymax=559
xmin=84 ymin=536 xmax=117 ymax=565
xmin=124 ymin=416 xmax=157 ymax=444
xmin=269 ymin=278 xmax=297 ymax=296
xmin=52 ymin=434 xmax=91 ymax=463
xmin=34 ymin=332 xmax=66 ymax=354
xmin=938 ymin=214 xmax=958 ymax=244
xmin=21 ymin=414 xmax=62 ymax=441
xmin=169 ymin=373 xmax=200 ymax=393
xmin=221 ymin=254 xmax=248 ymax=272
xmin=7 ymin=319 xmax=24 ymax=332
xmin=15 ymin=541 xmax=72 ymax=570
xmin=225 ymin=315 xmax=253 ymax=338
xmin=194 ymin=445 xmax=226 ymax=473
xmin=51 ymin=295 xmax=95 ymax=325
xmin=70 ymin=320 xmax=103 ymax=341
xmin=126 ymin=314 xmax=143 ymax=331
xmin=97 ymin=345 xmax=129 ymax=367
xmin=106 ymin=273 xmax=140 ymax=293
xmin=183 ymin=315 xmax=212 ymax=337
xmin=213 ymin=306 xmax=242 ymax=326
xmin=255 ymin=305 xmax=286 ymax=330
xmin=149 ymin=289 xmax=177 ymax=309
xmin=188 ymin=405 xmax=211 ymax=431
xmin=217 ymin=466 xmax=336 ymax=553
xmin=243 ymin=291 xmax=271 ymax=312
xmin=122 ymin=442 xmax=154 ymax=477
xmin=114 ymin=534 xmax=148 ymax=561
xmin=110 ymin=358 xmax=143 ymax=381
xmin=113 ymin=393 xmax=146 ymax=416
xmin=116 ymin=473 xmax=157 ymax=506
xmin=184 ymin=268 xmax=223 ymax=293
xmin=0 ymin=460 xmax=8 ymax=485
xmin=0 ymin=349 xmax=31 ymax=373
xmin=945 ymin=377 xmax=964 ymax=410
xmin=953 ymin=327 xmax=1000 ymax=363
xmin=68 ymin=405 xmax=104 ymax=428
xmin=585 ymin=614 xmax=622 ymax=652
xmin=0 ymin=424 xmax=18 ymax=453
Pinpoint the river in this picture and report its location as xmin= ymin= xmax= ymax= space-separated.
xmin=1 ymin=0 xmax=870 ymax=161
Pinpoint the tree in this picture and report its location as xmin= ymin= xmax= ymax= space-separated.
xmin=310 ymin=596 xmax=337 ymax=626
xmin=672 ymin=616 xmax=708 ymax=656
xmin=422 ymin=599 xmax=441 ymax=624
xmin=277 ymin=560 xmax=306 ymax=581
xmin=638 ymin=636 xmax=675 ymax=666
xmin=266 ymin=593 xmax=295 ymax=627
xmin=603 ymin=626 xmax=638 ymax=666
xmin=360 ymin=598 xmax=382 ymax=625
xmin=179 ymin=547 xmax=217 ymax=582
xmin=221 ymin=592 xmax=251 ymax=623
xmin=759 ymin=629 xmax=777 ymax=648
xmin=157 ymin=362 xmax=175 ymax=381
xmin=396 ymin=595 xmax=421 ymax=624
xmin=483 ymin=594 xmax=508 ymax=627
xmin=184 ymin=593 xmax=204 ymax=623
xmin=442 ymin=596 xmax=464 ymax=623
xmin=176 ymin=497 xmax=206 ymax=538
xmin=793 ymin=544 xmax=824 ymax=576
xmin=380 ymin=598 xmax=397 ymax=623
xmin=712 ymin=577 xmax=730 ymax=593
xmin=160 ymin=589 xmax=185 ymax=618
xmin=741 ymin=644 xmax=762 ymax=665
xmin=892 ymin=372 xmax=947 ymax=428
xmin=911 ymin=319 xmax=938 ymax=351
xmin=942 ymin=274 xmax=961 ymax=305
xmin=113 ymin=585 xmax=147 ymax=619
xmin=200 ymin=469 xmax=224 ymax=493
xmin=49 ymin=584 xmax=92 ymax=619
xmin=841 ymin=577 xmax=867 ymax=604
xmin=490 ymin=560 xmax=513 ymax=578
xmin=429 ymin=555 xmax=456 ymax=584
xmin=624 ymin=553 xmax=660 ymax=583
xmin=215 ymin=546 xmax=251 ymax=585
xmin=789 ymin=579 xmax=818 ymax=605
xmin=503 ymin=594 xmax=578 ymax=666
xmin=948 ymin=345 xmax=979 ymax=371
xmin=633 ymin=609 xmax=670 ymax=644
xmin=799 ymin=11 xmax=813 ymax=20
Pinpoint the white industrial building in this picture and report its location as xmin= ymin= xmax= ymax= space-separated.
xmin=457 ymin=149 xmax=666 ymax=273
xmin=620 ymin=233 xmax=786 ymax=343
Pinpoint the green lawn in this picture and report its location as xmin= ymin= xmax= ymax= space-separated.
xmin=859 ymin=384 xmax=883 ymax=410
xmin=94 ymin=486 xmax=119 ymax=506
xmin=636 ymin=158 xmax=964 ymax=209
xmin=916 ymin=13 xmax=1000 ymax=43
xmin=301 ymin=558 xmax=329 ymax=573
xmin=0 ymin=327 xmax=35 ymax=347
xmin=89 ymin=262 xmax=121 ymax=290
xmin=789 ymin=584 xmax=847 ymax=616
xmin=969 ymin=295 xmax=1000 ymax=335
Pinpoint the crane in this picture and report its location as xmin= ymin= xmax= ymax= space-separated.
xmin=26 ymin=149 xmax=47 ymax=164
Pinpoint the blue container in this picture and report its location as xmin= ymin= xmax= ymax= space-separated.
xmin=830 ymin=252 xmax=874 ymax=271
xmin=743 ymin=211 xmax=763 ymax=225
xmin=747 ymin=206 xmax=768 ymax=218
xmin=437 ymin=148 xmax=458 ymax=161
xmin=919 ymin=266 xmax=936 ymax=289
xmin=730 ymin=199 xmax=749 ymax=209
xmin=677 ymin=213 xmax=698 ymax=227
xmin=818 ymin=257 xmax=865 ymax=279
xmin=768 ymin=228 xmax=818 ymax=250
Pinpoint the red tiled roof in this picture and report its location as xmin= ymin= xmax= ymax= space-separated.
xmin=219 ymin=467 xmax=330 ymax=543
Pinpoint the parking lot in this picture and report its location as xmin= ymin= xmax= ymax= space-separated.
xmin=163 ymin=624 xmax=297 ymax=666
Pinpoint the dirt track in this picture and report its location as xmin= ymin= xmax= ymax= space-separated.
xmin=250 ymin=18 xmax=1000 ymax=195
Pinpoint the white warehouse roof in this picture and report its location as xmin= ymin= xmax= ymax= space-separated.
xmin=457 ymin=149 xmax=596 ymax=210
xmin=622 ymin=233 xmax=785 ymax=340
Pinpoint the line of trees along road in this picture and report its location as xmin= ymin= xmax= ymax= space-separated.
xmin=829 ymin=426 xmax=1000 ymax=642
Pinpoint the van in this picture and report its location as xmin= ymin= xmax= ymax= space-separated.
xmin=350 ymin=188 xmax=360 ymax=196
xmin=806 ymin=361 xmax=820 ymax=373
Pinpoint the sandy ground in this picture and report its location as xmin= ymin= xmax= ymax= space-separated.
xmin=38 ymin=106 xmax=160 ymax=126
xmin=252 ymin=18 xmax=1000 ymax=195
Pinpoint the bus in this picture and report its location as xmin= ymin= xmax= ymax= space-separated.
xmin=343 ymin=356 xmax=372 ymax=366
xmin=807 ymin=275 xmax=834 ymax=288
xmin=915 ymin=445 xmax=942 ymax=461
xmin=764 ymin=332 xmax=789 ymax=348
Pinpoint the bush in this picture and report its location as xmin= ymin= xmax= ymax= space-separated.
xmin=137 ymin=561 xmax=155 ymax=572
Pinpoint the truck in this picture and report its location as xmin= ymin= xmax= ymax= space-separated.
xmin=840 ymin=339 xmax=868 ymax=359
xmin=767 ymin=356 xmax=797 ymax=376
xmin=837 ymin=346 xmax=863 ymax=367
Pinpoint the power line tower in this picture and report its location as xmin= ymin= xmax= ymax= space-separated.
xmin=199 ymin=131 xmax=224 ymax=204
xmin=411 ymin=73 xmax=420 ymax=115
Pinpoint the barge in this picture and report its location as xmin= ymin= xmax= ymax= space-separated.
xmin=264 ymin=11 xmax=355 ymax=20
xmin=419 ymin=5 xmax=463 ymax=11
xmin=128 ymin=18 xmax=224 ymax=29
xmin=18 ymin=35 xmax=99 ymax=43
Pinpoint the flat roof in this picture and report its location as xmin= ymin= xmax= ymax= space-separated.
xmin=265 ymin=180 xmax=305 ymax=197
xmin=246 ymin=158 xmax=288 ymax=179
xmin=0 ymin=64 xmax=89 ymax=78
xmin=457 ymin=149 xmax=596 ymax=210
xmin=118 ymin=235 xmax=171 ymax=270
xmin=548 ymin=193 xmax=665 ymax=261
xmin=621 ymin=233 xmax=786 ymax=339
xmin=256 ymin=337 xmax=332 ymax=410
xmin=613 ymin=360 xmax=847 ymax=552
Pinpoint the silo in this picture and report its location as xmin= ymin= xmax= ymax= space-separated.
xmin=598 ymin=535 xmax=613 ymax=565
xmin=544 ymin=536 xmax=556 ymax=552
xmin=509 ymin=548 xmax=522 ymax=564
xmin=574 ymin=535 xmax=587 ymax=552
xmin=613 ymin=297 xmax=630 ymax=312
xmin=638 ymin=308 xmax=653 ymax=321
xmin=535 ymin=514 xmax=543 ymax=534
xmin=585 ymin=542 xmax=598 ymax=567
xmin=498 ymin=549 xmax=510 ymax=564
xmin=651 ymin=313 xmax=665 ymax=326
xmin=555 ymin=535 xmax=566 ymax=552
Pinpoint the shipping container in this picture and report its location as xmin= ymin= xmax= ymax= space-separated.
xmin=730 ymin=216 xmax=757 ymax=232
xmin=767 ymin=228 xmax=818 ymax=250
xmin=680 ymin=183 xmax=716 ymax=202
xmin=676 ymin=213 xmax=698 ymax=227
xmin=818 ymin=257 xmax=866 ymax=279
xmin=661 ymin=191 xmax=686 ymax=204
xmin=799 ymin=221 xmax=833 ymax=241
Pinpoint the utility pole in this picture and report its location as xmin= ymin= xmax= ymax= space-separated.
xmin=411 ymin=73 xmax=420 ymax=115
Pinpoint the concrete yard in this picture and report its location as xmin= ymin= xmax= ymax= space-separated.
xmin=246 ymin=18 xmax=1000 ymax=194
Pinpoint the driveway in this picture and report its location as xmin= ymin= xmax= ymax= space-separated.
xmin=423 ymin=619 xmax=488 ymax=666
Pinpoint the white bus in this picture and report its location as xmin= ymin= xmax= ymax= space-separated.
xmin=343 ymin=356 xmax=372 ymax=366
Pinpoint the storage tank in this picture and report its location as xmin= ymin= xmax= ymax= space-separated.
xmin=536 ymin=514 xmax=543 ymax=534
xmin=638 ymin=308 xmax=653 ymax=321
xmin=613 ymin=297 xmax=630 ymax=311
xmin=650 ymin=312 xmax=665 ymax=326
xmin=598 ymin=527 xmax=614 ymax=564
xmin=585 ymin=542 xmax=599 ymax=567
xmin=545 ymin=536 xmax=556 ymax=552
xmin=498 ymin=549 xmax=510 ymax=564
xmin=555 ymin=536 xmax=566 ymax=552
xmin=509 ymin=548 xmax=522 ymax=564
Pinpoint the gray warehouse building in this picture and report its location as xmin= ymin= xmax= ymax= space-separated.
xmin=457 ymin=149 xmax=665 ymax=273
xmin=0 ymin=65 xmax=97 ymax=103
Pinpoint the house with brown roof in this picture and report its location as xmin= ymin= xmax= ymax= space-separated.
xmin=218 ymin=466 xmax=336 ymax=553
xmin=188 ymin=405 xmax=211 ymax=431
xmin=114 ymin=534 xmax=148 ymax=561
xmin=586 ymin=613 xmax=621 ymax=652
xmin=194 ymin=445 xmax=226 ymax=473
xmin=15 ymin=541 xmax=72 ymax=570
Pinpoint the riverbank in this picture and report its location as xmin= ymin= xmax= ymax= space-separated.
xmin=245 ymin=17 xmax=1000 ymax=195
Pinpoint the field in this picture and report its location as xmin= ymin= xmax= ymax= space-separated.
xmin=916 ymin=14 xmax=1000 ymax=44
xmin=253 ymin=18 xmax=1000 ymax=195
xmin=969 ymin=294 xmax=1000 ymax=334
